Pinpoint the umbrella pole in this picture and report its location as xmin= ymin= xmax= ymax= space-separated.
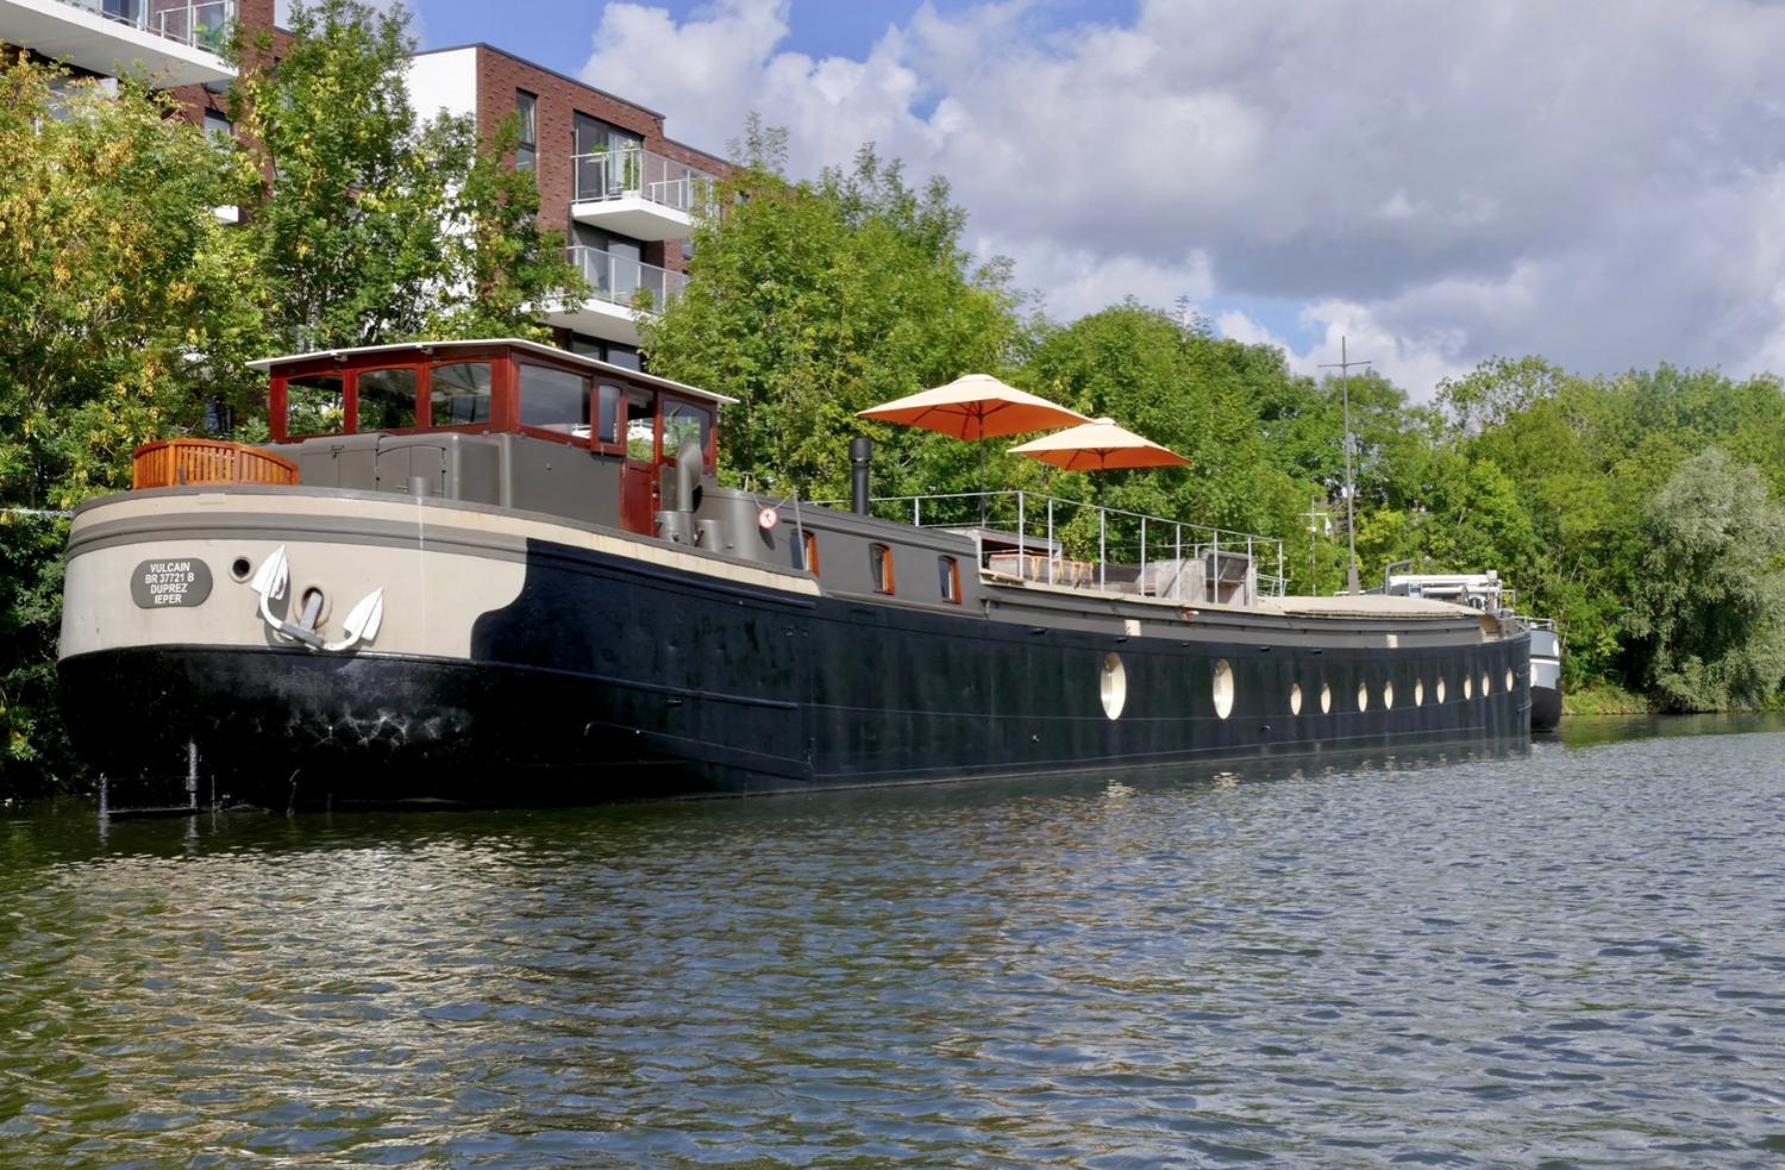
xmin=979 ymin=436 xmax=988 ymax=526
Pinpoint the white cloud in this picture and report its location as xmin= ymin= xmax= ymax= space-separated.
xmin=578 ymin=0 xmax=1785 ymax=399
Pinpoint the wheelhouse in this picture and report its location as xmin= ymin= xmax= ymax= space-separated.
xmin=249 ymin=339 xmax=734 ymax=536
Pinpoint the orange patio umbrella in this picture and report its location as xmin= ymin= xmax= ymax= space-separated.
xmin=1006 ymin=418 xmax=1190 ymax=472
xmin=857 ymin=375 xmax=1089 ymax=518
xmin=855 ymin=375 xmax=1089 ymax=439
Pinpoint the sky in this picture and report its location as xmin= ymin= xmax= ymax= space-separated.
xmin=305 ymin=0 xmax=1785 ymax=399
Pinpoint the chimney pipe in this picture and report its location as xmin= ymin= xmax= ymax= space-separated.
xmin=849 ymin=437 xmax=873 ymax=516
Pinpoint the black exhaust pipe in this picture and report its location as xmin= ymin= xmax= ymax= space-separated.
xmin=850 ymin=437 xmax=873 ymax=515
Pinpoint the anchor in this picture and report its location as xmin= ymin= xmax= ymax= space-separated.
xmin=248 ymin=546 xmax=385 ymax=653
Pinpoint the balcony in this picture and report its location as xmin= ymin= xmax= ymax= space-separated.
xmin=0 ymin=0 xmax=235 ymax=86
xmin=569 ymin=147 xmax=716 ymax=242
xmin=540 ymin=246 xmax=688 ymax=346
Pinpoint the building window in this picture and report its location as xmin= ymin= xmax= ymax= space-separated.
xmin=938 ymin=556 xmax=961 ymax=603
xmin=515 ymin=90 xmax=537 ymax=173
xmin=870 ymin=544 xmax=895 ymax=594
xmin=356 ymin=367 xmax=417 ymax=431
xmin=203 ymin=109 xmax=232 ymax=143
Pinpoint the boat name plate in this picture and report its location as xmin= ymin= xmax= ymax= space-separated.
xmin=130 ymin=558 xmax=213 ymax=609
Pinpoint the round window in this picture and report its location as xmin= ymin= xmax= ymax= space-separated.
xmin=1437 ymin=677 xmax=1447 ymax=703
xmin=1505 ymin=667 xmax=1515 ymax=693
xmin=1414 ymin=679 xmax=1425 ymax=706
xmin=1320 ymin=682 xmax=1333 ymax=714
xmin=1101 ymin=652 xmax=1127 ymax=720
xmin=1290 ymin=681 xmax=1303 ymax=715
xmin=1383 ymin=680 xmax=1395 ymax=709
xmin=1463 ymin=674 xmax=1474 ymax=700
xmin=1356 ymin=680 xmax=1369 ymax=712
xmin=1481 ymin=670 xmax=1491 ymax=696
xmin=1212 ymin=659 xmax=1234 ymax=720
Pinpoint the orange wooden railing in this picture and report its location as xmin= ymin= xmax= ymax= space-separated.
xmin=131 ymin=439 xmax=301 ymax=490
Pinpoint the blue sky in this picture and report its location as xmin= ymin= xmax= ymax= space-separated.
xmin=383 ymin=0 xmax=1785 ymax=398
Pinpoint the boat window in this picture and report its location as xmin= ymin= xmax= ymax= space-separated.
xmin=1320 ymin=682 xmax=1332 ymax=714
xmin=1383 ymin=680 xmax=1395 ymax=709
xmin=1213 ymin=659 xmax=1234 ymax=719
xmin=662 ymin=400 xmax=712 ymax=464
xmin=356 ymin=367 xmax=417 ymax=431
xmin=286 ymin=374 xmax=345 ymax=437
xmin=1463 ymin=674 xmax=1474 ymax=700
xmin=938 ymin=555 xmax=961 ymax=603
xmin=1481 ymin=671 xmax=1492 ymax=696
xmin=595 ymin=383 xmax=623 ymax=445
xmin=1437 ymin=677 xmax=1447 ymax=703
xmin=1505 ymin=667 xmax=1515 ymax=693
xmin=431 ymin=362 xmax=492 ymax=426
xmin=1101 ymin=652 xmax=1127 ymax=720
xmin=1415 ymin=679 xmax=1425 ymax=706
xmin=870 ymin=543 xmax=895 ymax=594
xmin=1290 ymin=681 xmax=1303 ymax=715
xmin=519 ymin=363 xmax=591 ymax=436
xmin=803 ymin=531 xmax=820 ymax=577
xmin=1357 ymin=680 xmax=1369 ymax=712
xmin=626 ymin=394 xmax=657 ymax=462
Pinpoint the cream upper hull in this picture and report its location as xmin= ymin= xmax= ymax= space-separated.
xmin=60 ymin=489 xmax=818 ymax=662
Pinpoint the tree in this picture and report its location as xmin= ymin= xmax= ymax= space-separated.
xmin=641 ymin=121 xmax=1025 ymax=500
xmin=230 ymin=0 xmax=578 ymax=351
xmin=1628 ymin=448 xmax=1785 ymax=711
xmin=0 ymin=57 xmax=267 ymax=791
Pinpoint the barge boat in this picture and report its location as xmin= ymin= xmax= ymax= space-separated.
xmin=58 ymin=341 xmax=1534 ymax=804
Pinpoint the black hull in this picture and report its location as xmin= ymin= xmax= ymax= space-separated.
xmin=1530 ymin=684 xmax=1563 ymax=732
xmin=62 ymin=537 xmax=1531 ymax=805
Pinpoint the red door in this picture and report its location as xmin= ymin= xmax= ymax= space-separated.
xmin=620 ymin=390 xmax=658 ymax=534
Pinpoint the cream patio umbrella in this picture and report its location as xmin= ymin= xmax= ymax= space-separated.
xmin=856 ymin=374 xmax=1090 ymax=519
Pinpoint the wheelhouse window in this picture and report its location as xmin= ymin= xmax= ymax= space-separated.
xmin=286 ymin=374 xmax=345 ymax=437
xmin=430 ymin=362 xmax=492 ymax=426
xmin=594 ymin=383 xmax=623 ymax=446
xmin=625 ymin=394 xmax=657 ymax=462
xmin=356 ymin=367 xmax=418 ymax=431
xmin=518 ymin=363 xmax=590 ymax=437
xmin=515 ymin=90 xmax=537 ymax=173
xmin=938 ymin=555 xmax=961 ymax=603
xmin=871 ymin=543 xmax=895 ymax=594
xmin=661 ymin=400 xmax=711 ymax=465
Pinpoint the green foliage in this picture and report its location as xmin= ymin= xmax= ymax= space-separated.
xmin=1627 ymin=449 xmax=1785 ymax=711
xmin=641 ymin=119 xmax=1024 ymax=500
xmin=230 ymin=0 xmax=578 ymax=350
xmin=0 ymin=56 xmax=266 ymax=792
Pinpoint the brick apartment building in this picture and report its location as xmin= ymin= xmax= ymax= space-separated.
xmin=406 ymin=44 xmax=730 ymax=370
xmin=1 ymin=5 xmax=728 ymax=369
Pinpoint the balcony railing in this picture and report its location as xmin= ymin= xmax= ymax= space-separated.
xmin=571 ymin=146 xmax=716 ymax=214
xmin=565 ymin=246 xmax=687 ymax=313
xmin=70 ymin=0 xmax=235 ymax=52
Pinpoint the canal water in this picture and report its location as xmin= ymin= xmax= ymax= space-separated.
xmin=3 ymin=718 xmax=1783 ymax=1167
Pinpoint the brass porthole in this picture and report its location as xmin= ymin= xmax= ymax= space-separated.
xmin=1212 ymin=659 xmax=1235 ymax=720
xmin=1101 ymin=652 xmax=1127 ymax=720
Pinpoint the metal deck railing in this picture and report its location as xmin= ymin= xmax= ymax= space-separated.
xmin=823 ymin=490 xmax=1287 ymax=604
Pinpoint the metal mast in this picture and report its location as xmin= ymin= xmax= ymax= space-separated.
xmin=1319 ymin=336 xmax=1370 ymax=595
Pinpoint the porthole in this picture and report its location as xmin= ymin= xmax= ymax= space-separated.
xmin=1212 ymin=659 xmax=1235 ymax=720
xmin=1290 ymin=681 xmax=1303 ymax=715
xmin=1505 ymin=667 xmax=1515 ymax=693
xmin=1436 ymin=677 xmax=1447 ymax=703
xmin=1481 ymin=670 xmax=1491 ymax=696
xmin=1357 ymin=680 xmax=1369 ymax=712
xmin=1320 ymin=682 xmax=1332 ymax=714
xmin=1463 ymin=674 xmax=1474 ymax=700
xmin=1414 ymin=679 xmax=1425 ymax=706
xmin=230 ymin=556 xmax=253 ymax=582
xmin=1383 ymin=680 xmax=1395 ymax=709
xmin=1101 ymin=652 xmax=1127 ymax=720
